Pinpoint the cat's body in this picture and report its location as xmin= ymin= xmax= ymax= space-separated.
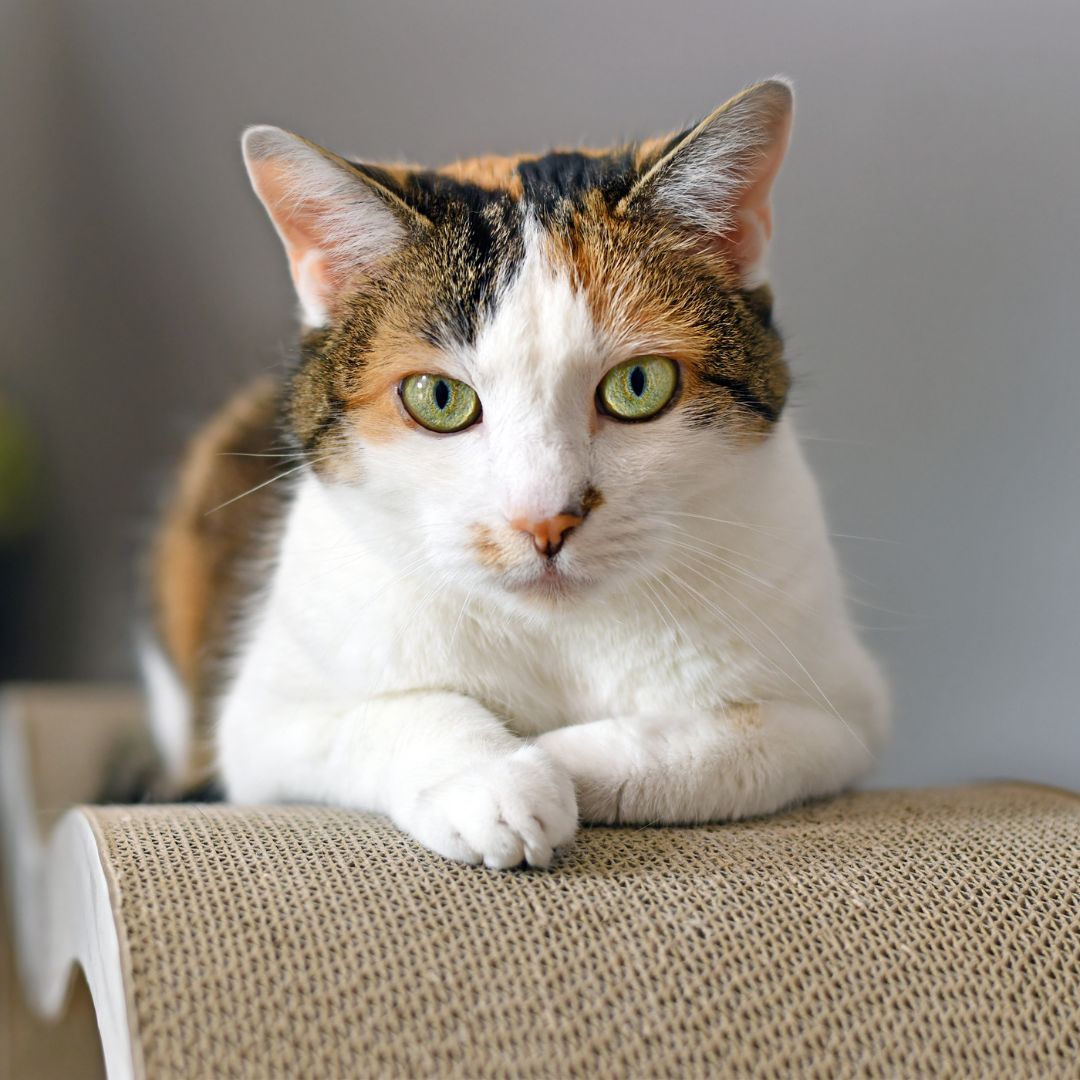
xmin=144 ymin=79 xmax=889 ymax=867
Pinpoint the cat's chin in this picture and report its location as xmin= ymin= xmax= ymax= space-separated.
xmin=498 ymin=563 xmax=592 ymax=608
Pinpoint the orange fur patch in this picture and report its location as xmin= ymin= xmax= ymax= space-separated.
xmin=725 ymin=702 xmax=764 ymax=732
xmin=470 ymin=523 xmax=512 ymax=572
xmin=544 ymin=200 xmax=785 ymax=439
xmin=150 ymin=377 xmax=282 ymax=782
xmin=438 ymin=154 xmax=524 ymax=197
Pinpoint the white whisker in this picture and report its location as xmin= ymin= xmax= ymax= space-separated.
xmin=218 ymin=451 xmax=305 ymax=460
xmin=653 ymin=510 xmax=783 ymax=535
xmin=663 ymin=555 xmax=867 ymax=754
xmin=204 ymin=457 xmax=328 ymax=515
xmin=829 ymin=532 xmax=903 ymax=545
xmin=634 ymin=571 xmax=682 ymax=644
xmin=657 ymin=534 xmax=783 ymax=592
xmin=448 ymin=587 xmax=475 ymax=653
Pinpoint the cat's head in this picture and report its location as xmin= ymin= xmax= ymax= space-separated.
xmin=243 ymin=79 xmax=793 ymax=611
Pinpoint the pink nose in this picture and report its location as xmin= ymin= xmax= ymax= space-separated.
xmin=510 ymin=511 xmax=585 ymax=558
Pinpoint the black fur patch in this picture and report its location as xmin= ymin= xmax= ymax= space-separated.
xmin=290 ymin=327 xmax=351 ymax=459
xmin=694 ymin=297 xmax=789 ymax=425
xmin=419 ymin=196 xmax=526 ymax=347
xmin=353 ymin=164 xmax=528 ymax=347
xmin=357 ymin=164 xmax=506 ymax=223
xmin=742 ymin=285 xmax=776 ymax=331
xmin=516 ymin=149 xmax=638 ymax=219
xmin=697 ymin=370 xmax=783 ymax=423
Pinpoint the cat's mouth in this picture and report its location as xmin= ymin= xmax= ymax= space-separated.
xmin=502 ymin=559 xmax=584 ymax=602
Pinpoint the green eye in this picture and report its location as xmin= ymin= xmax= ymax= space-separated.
xmin=400 ymin=374 xmax=481 ymax=433
xmin=597 ymin=356 xmax=679 ymax=421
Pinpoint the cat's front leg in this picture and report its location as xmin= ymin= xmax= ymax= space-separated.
xmin=220 ymin=690 xmax=577 ymax=868
xmin=534 ymin=703 xmax=877 ymax=824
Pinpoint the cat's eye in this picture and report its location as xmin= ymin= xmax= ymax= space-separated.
xmin=399 ymin=374 xmax=481 ymax=433
xmin=597 ymin=356 xmax=679 ymax=421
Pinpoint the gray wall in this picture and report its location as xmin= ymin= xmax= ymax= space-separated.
xmin=2 ymin=0 xmax=1077 ymax=787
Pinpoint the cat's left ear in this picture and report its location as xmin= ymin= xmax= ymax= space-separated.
xmin=620 ymin=78 xmax=793 ymax=285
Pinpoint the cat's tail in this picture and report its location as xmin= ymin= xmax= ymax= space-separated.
xmin=94 ymin=633 xmax=223 ymax=804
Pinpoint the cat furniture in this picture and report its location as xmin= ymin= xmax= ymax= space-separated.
xmin=2 ymin=684 xmax=1077 ymax=1079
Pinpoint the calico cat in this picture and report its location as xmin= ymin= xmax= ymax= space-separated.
xmin=143 ymin=78 xmax=889 ymax=868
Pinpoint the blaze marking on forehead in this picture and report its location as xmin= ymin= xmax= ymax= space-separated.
xmin=465 ymin=219 xmax=602 ymax=387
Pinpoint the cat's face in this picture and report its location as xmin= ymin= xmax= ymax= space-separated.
xmin=244 ymin=81 xmax=792 ymax=610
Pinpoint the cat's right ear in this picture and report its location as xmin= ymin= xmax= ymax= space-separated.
xmin=242 ymin=126 xmax=427 ymax=327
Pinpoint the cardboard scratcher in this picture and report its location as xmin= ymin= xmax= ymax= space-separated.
xmin=1 ymin=685 xmax=1078 ymax=1079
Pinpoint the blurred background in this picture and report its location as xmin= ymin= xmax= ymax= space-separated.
xmin=1 ymin=0 xmax=1077 ymax=788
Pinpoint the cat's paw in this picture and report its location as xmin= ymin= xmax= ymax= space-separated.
xmin=403 ymin=745 xmax=577 ymax=869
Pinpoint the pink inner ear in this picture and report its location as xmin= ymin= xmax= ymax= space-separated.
xmin=248 ymin=158 xmax=343 ymax=312
xmin=720 ymin=110 xmax=792 ymax=278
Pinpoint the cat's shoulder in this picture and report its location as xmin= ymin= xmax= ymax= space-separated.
xmin=149 ymin=376 xmax=285 ymax=697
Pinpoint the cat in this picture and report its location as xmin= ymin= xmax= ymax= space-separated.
xmin=142 ymin=78 xmax=889 ymax=869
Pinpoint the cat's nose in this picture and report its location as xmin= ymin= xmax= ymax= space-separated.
xmin=510 ymin=510 xmax=586 ymax=558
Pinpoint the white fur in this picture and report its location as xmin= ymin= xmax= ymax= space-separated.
xmin=145 ymin=224 xmax=894 ymax=870
xmin=137 ymin=635 xmax=190 ymax=779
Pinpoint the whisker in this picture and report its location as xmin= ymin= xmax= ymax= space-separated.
xmin=657 ymin=510 xmax=901 ymax=548
xmin=448 ymin=587 xmax=475 ymax=653
xmin=656 ymin=535 xmax=786 ymax=593
xmin=657 ymin=519 xmax=899 ymax=613
xmin=653 ymin=510 xmax=783 ymax=535
xmin=635 ymin=571 xmax=681 ymax=643
xmin=655 ymin=519 xmax=791 ymax=573
xmin=654 ymin=537 xmax=825 ymax=624
xmin=663 ymin=556 xmax=867 ymax=754
xmin=829 ymin=532 xmax=903 ymax=545
xmin=217 ymin=451 xmax=305 ymax=459
xmin=657 ymin=565 xmax=767 ymax=663
xmin=846 ymin=596 xmax=927 ymax=619
xmin=647 ymin=573 xmax=705 ymax=657
xmin=203 ymin=457 xmax=328 ymax=515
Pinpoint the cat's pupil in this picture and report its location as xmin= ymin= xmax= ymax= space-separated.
xmin=629 ymin=366 xmax=646 ymax=397
xmin=434 ymin=380 xmax=450 ymax=410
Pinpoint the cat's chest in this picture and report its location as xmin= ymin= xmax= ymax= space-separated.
xmin=287 ymin=569 xmax=738 ymax=729
xmin=418 ymin=589 xmax=748 ymax=734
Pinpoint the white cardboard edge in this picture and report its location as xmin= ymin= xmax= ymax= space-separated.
xmin=0 ymin=692 xmax=139 ymax=1080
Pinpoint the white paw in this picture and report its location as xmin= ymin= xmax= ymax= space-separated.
xmin=403 ymin=745 xmax=578 ymax=869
